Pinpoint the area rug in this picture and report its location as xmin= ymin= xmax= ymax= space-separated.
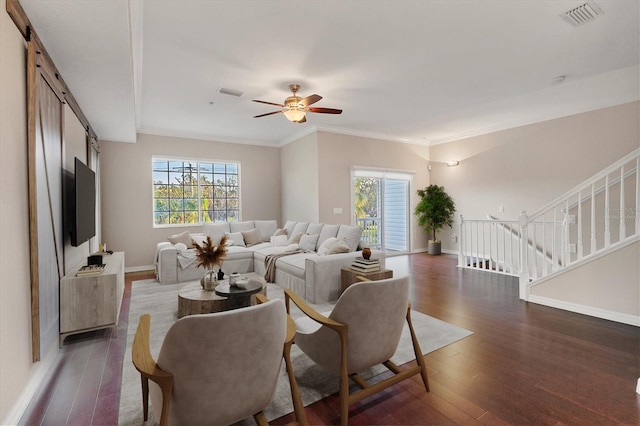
xmin=117 ymin=279 xmax=472 ymax=425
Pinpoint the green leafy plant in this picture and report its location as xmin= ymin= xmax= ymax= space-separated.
xmin=414 ymin=185 xmax=456 ymax=242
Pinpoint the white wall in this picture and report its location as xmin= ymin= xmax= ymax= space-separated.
xmin=316 ymin=132 xmax=431 ymax=251
xmin=0 ymin=0 xmax=37 ymax=420
xmin=99 ymin=133 xmax=281 ymax=268
xmin=280 ymin=131 xmax=320 ymax=223
xmin=430 ymin=101 xmax=640 ymax=252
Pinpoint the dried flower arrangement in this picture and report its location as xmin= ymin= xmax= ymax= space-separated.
xmin=194 ymin=235 xmax=228 ymax=270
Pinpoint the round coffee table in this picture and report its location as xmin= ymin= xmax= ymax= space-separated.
xmin=215 ymin=281 xmax=263 ymax=310
xmin=177 ymin=273 xmax=266 ymax=318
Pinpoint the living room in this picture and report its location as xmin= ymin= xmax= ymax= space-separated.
xmin=1 ymin=0 xmax=639 ymax=424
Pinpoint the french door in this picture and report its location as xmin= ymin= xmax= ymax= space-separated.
xmin=352 ymin=169 xmax=411 ymax=254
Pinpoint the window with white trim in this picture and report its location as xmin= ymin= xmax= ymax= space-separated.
xmin=152 ymin=159 xmax=240 ymax=226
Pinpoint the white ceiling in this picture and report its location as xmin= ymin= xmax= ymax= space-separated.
xmin=19 ymin=0 xmax=640 ymax=147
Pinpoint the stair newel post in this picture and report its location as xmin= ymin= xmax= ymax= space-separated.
xmin=518 ymin=210 xmax=529 ymax=300
xmin=458 ymin=215 xmax=465 ymax=267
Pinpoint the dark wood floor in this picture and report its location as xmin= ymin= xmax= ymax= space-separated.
xmin=20 ymin=254 xmax=639 ymax=425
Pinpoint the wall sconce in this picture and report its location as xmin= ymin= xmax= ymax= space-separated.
xmin=446 ymin=161 xmax=459 ymax=167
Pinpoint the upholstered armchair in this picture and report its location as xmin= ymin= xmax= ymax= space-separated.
xmin=285 ymin=275 xmax=429 ymax=426
xmin=132 ymin=299 xmax=306 ymax=426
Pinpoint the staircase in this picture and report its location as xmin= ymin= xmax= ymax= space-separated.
xmin=459 ymin=148 xmax=639 ymax=321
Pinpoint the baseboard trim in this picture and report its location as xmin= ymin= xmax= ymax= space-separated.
xmin=528 ymin=295 xmax=640 ymax=327
xmin=3 ymin=344 xmax=58 ymax=425
xmin=125 ymin=264 xmax=154 ymax=273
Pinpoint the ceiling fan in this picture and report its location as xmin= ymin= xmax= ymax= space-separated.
xmin=252 ymin=84 xmax=342 ymax=123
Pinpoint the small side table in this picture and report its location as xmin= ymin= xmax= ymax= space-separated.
xmin=340 ymin=267 xmax=393 ymax=293
xmin=215 ymin=281 xmax=263 ymax=310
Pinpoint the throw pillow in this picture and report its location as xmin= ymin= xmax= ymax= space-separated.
xmin=225 ymin=231 xmax=246 ymax=247
xmin=336 ymin=225 xmax=363 ymax=252
xmin=292 ymin=222 xmax=309 ymax=235
xmin=174 ymin=242 xmax=188 ymax=251
xmin=317 ymin=237 xmax=339 ymax=256
xmin=167 ymin=230 xmax=192 ymax=246
xmin=241 ymin=228 xmax=262 ymax=247
xmin=273 ymin=228 xmax=288 ymax=237
xmin=299 ymin=234 xmax=320 ymax=252
xmin=270 ymin=235 xmax=288 ymax=246
xmin=327 ymin=240 xmax=351 ymax=255
xmin=190 ymin=234 xmax=207 ymax=247
xmin=287 ymin=232 xmax=303 ymax=245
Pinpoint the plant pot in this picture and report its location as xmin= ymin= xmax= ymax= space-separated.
xmin=427 ymin=240 xmax=441 ymax=255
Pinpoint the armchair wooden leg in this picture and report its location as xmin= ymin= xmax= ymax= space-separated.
xmin=284 ymin=339 xmax=307 ymax=426
xmin=140 ymin=375 xmax=149 ymax=421
xmin=254 ymin=411 xmax=269 ymax=426
xmin=406 ymin=307 xmax=430 ymax=392
xmin=339 ymin=333 xmax=350 ymax=426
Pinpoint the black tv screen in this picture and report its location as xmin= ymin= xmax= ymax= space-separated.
xmin=71 ymin=157 xmax=96 ymax=247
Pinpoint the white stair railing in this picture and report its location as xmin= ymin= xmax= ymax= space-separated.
xmin=459 ymin=148 xmax=639 ymax=300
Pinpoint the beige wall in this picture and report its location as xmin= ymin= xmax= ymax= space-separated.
xmin=99 ymin=133 xmax=281 ymax=268
xmin=530 ymin=241 xmax=639 ymax=317
xmin=430 ymin=101 xmax=640 ymax=252
xmin=316 ymin=132 xmax=431 ymax=251
xmin=280 ymin=131 xmax=319 ymax=223
xmin=0 ymin=0 xmax=36 ymax=420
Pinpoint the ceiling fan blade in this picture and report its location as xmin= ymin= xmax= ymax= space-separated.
xmin=300 ymin=94 xmax=322 ymax=107
xmin=308 ymin=107 xmax=343 ymax=114
xmin=253 ymin=110 xmax=283 ymax=118
xmin=252 ymin=99 xmax=285 ymax=107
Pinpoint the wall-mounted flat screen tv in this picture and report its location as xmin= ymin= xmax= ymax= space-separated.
xmin=71 ymin=157 xmax=96 ymax=247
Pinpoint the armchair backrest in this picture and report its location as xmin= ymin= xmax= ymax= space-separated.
xmin=149 ymin=299 xmax=286 ymax=425
xmin=300 ymin=276 xmax=409 ymax=374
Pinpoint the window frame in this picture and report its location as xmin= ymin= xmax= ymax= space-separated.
xmin=152 ymin=156 xmax=241 ymax=228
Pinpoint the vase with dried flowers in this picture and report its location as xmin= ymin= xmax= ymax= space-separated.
xmin=194 ymin=235 xmax=228 ymax=290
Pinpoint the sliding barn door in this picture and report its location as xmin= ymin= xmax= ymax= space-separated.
xmin=28 ymin=43 xmax=64 ymax=360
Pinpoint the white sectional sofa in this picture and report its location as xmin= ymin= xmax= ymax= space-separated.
xmin=155 ymin=220 xmax=384 ymax=303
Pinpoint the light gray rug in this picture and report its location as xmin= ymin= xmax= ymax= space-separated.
xmin=118 ymin=279 xmax=472 ymax=425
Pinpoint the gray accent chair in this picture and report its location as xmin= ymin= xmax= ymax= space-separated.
xmin=285 ymin=275 xmax=429 ymax=426
xmin=132 ymin=299 xmax=306 ymax=426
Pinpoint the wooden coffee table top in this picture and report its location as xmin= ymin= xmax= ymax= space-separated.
xmin=177 ymin=272 xmax=266 ymax=318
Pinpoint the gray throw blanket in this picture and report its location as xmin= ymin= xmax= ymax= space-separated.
xmin=264 ymin=249 xmax=303 ymax=282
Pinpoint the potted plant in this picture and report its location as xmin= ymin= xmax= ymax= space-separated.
xmin=414 ymin=185 xmax=456 ymax=255
xmin=194 ymin=235 xmax=228 ymax=290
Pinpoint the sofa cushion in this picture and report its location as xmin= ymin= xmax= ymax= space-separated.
xmin=284 ymin=221 xmax=297 ymax=236
xmin=317 ymin=224 xmax=340 ymax=248
xmin=270 ymin=235 xmax=288 ymax=246
xmin=203 ymin=222 xmax=231 ymax=245
xmin=292 ymin=222 xmax=309 ymax=235
xmin=273 ymin=228 xmax=287 ymax=237
xmin=229 ymin=221 xmax=255 ymax=233
xmin=225 ymin=231 xmax=246 ymax=247
xmin=336 ymin=225 xmax=363 ymax=252
xmin=191 ymin=234 xmax=207 ymax=246
xmin=317 ymin=237 xmax=339 ymax=256
xmin=254 ymin=220 xmax=278 ymax=242
xmin=287 ymin=232 xmax=304 ymax=245
xmin=275 ymin=253 xmax=316 ymax=280
xmin=299 ymin=234 xmax=319 ymax=252
xmin=168 ymin=230 xmax=192 ymax=246
xmin=224 ymin=245 xmax=258 ymax=260
xmin=306 ymin=223 xmax=324 ymax=235
xmin=328 ymin=239 xmax=351 ymax=254
xmin=241 ymin=228 xmax=262 ymax=247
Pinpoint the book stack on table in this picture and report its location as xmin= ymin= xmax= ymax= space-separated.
xmin=76 ymin=264 xmax=105 ymax=277
xmin=350 ymin=256 xmax=380 ymax=273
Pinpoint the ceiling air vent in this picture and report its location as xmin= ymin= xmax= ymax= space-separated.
xmin=560 ymin=1 xmax=604 ymax=27
xmin=218 ymin=87 xmax=243 ymax=97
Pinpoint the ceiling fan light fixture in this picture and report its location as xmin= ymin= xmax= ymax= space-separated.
xmin=283 ymin=107 xmax=306 ymax=122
